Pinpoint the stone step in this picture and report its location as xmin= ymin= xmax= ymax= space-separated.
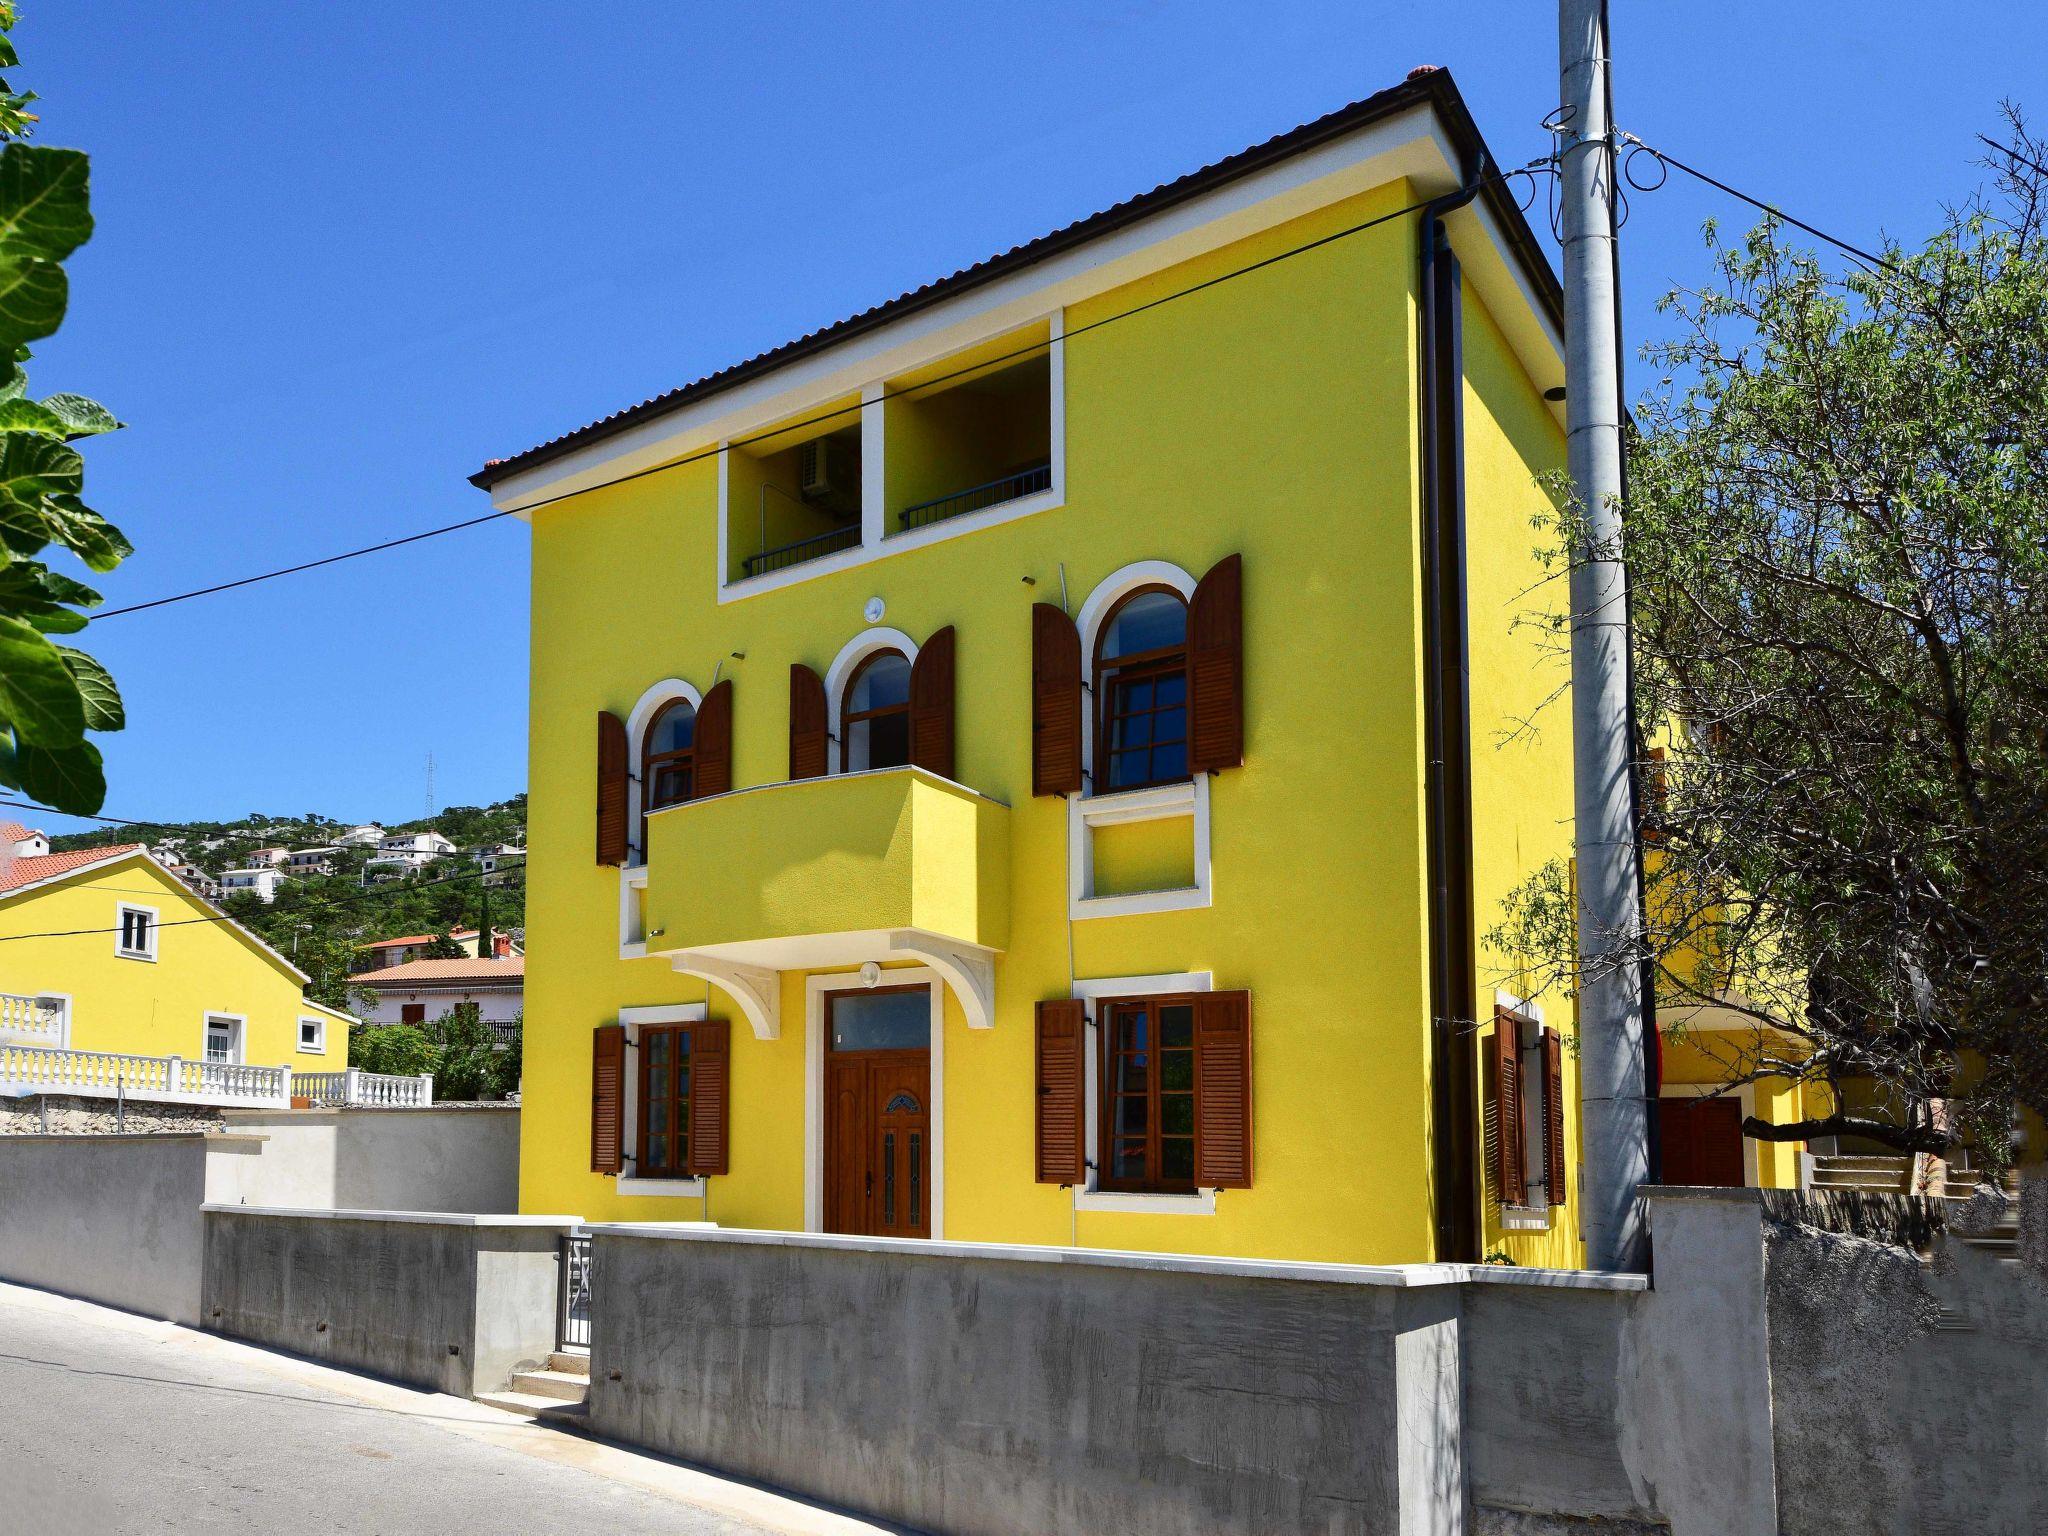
xmin=547 ymin=1350 xmax=591 ymax=1378
xmin=475 ymin=1389 xmax=590 ymax=1422
xmin=510 ymin=1368 xmax=590 ymax=1403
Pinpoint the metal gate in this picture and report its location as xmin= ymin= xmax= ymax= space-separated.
xmin=556 ymin=1231 xmax=591 ymax=1349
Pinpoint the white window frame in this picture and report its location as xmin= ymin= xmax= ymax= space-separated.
xmin=822 ymin=627 xmax=921 ymax=777
xmin=297 ymin=1015 xmax=327 ymax=1054
xmin=1070 ymin=971 xmax=1217 ymax=1214
xmin=803 ymin=968 xmax=945 ymax=1237
xmin=1495 ymin=991 xmax=1558 ymax=1229
xmin=115 ymin=902 xmax=159 ymax=962
xmin=1068 ymin=559 xmax=1213 ymax=920
xmin=615 ymin=1003 xmax=709 ymax=1198
xmin=623 ymin=676 xmax=705 ymax=869
xmin=203 ymin=1012 xmax=245 ymax=1065
xmin=715 ymin=312 xmax=1066 ymax=605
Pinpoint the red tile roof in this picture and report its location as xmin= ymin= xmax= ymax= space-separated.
xmin=349 ymin=956 xmax=525 ymax=988
xmin=359 ymin=927 xmax=480 ymax=950
xmin=0 ymin=821 xmax=35 ymax=844
xmin=0 ymin=843 xmax=146 ymax=894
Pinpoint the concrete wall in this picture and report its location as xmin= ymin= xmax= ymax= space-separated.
xmin=0 ymin=1133 xmax=264 ymax=1324
xmin=585 ymin=1228 xmax=1640 ymax=1536
xmin=201 ymin=1208 xmax=574 ymax=1397
xmin=222 ymin=1106 xmax=518 ymax=1212
xmin=0 ymin=1107 xmax=520 ymax=1326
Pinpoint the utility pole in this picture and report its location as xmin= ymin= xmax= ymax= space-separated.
xmin=1559 ymin=0 xmax=1650 ymax=1271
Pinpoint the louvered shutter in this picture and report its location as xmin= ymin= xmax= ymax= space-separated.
xmin=1034 ymin=998 xmax=1086 ymax=1183
xmin=596 ymin=712 xmax=629 ymax=866
xmin=789 ymin=663 xmax=829 ymax=780
xmin=685 ymin=1018 xmax=731 ymax=1176
xmin=1491 ymin=1009 xmax=1526 ymax=1207
xmin=1031 ymin=604 xmax=1082 ymax=796
xmin=908 ymin=625 xmax=957 ymax=780
xmin=1187 ymin=553 xmax=1243 ymax=774
xmin=1193 ymin=990 xmax=1253 ymax=1188
xmin=1543 ymin=1027 xmax=1567 ymax=1208
xmin=694 ymin=680 xmax=733 ymax=797
xmin=590 ymin=1023 xmax=626 ymax=1174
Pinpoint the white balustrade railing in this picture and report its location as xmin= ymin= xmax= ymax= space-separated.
xmin=0 ymin=1042 xmax=290 ymax=1107
xmin=0 ymin=992 xmax=63 ymax=1046
xmin=294 ymin=1067 xmax=435 ymax=1108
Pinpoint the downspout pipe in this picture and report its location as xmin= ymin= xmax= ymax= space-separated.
xmin=1418 ymin=161 xmax=1486 ymax=1264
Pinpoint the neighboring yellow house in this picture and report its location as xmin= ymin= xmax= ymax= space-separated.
xmin=478 ymin=68 xmax=1591 ymax=1265
xmin=0 ymin=822 xmax=349 ymax=1097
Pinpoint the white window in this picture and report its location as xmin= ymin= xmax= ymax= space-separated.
xmin=298 ymin=1015 xmax=326 ymax=1054
xmin=115 ymin=903 xmax=157 ymax=961
xmin=204 ymin=1015 xmax=243 ymax=1064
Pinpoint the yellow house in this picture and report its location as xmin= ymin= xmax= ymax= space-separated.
xmin=478 ymin=68 xmax=1591 ymax=1265
xmin=0 ymin=821 xmax=350 ymax=1099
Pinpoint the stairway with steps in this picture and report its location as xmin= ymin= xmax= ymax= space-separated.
xmin=475 ymin=1351 xmax=590 ymax=1422
xmin=1807 ymin=1153 xmax=2022 ymax=1263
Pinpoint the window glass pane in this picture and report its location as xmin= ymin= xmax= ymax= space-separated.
xmin=1152 ymin=740 xmax=1188 ymax=782
xmin=650 ymin=704 xmax=695 ymax=754
xmin=1160 ymin=1052 xmax=1193 ymax=1091
xmin=644 ymin=1127 xmax=669 ymax=1171
xmin=1118 ymin=1096 xmax=1148 ymax=1134
xmin=1114 ymin=1139 xmax=1149 ymax=1180
xmin=645 ymin=1032 xmax=670 ymax=1066
xmin=829 ymin=989 xmax=929 ymax=1050
xmin=849 ymin=652 xmax=911 ymax=712
xmin=1161 ymin=1139 xmax=1195 ymax=1181
xmin=848 ymin=710 xmax=910 ymax=772
xmin=1161 ymin=1095 xmax=1195 ymax=1136
xmin=1102 ymin=590 xmax=1186 ymax=659
xmin=1156 ymin=672 xmax=1186 ymax=706
xmin=1160 ymin=1006 xmax=1194 ymax=1049
xmin=646 ymin=1089 xmax=669 ymax=1130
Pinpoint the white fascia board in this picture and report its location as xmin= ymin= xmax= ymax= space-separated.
xmin=489 ymin=110 xmax=1464 ymax=514
xmin=1445 ymin=194 xmax=1568 ymax=424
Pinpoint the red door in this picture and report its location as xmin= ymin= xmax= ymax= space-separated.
xmin=1661 ymin=1097 xmax=1746 ymax=1187
xmin=824 ymin=1051 xmax=930 ymax=1237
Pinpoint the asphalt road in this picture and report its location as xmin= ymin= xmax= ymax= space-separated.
xmin=0 ymin=1282 xmax=889 ymax=1536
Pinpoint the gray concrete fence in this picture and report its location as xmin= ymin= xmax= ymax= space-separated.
xmin=200 ymin=1207 xmax=577 ymax=1398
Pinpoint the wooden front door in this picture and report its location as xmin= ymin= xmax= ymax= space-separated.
xmin=1660 ymin=1096 xmax=1746 ymax=1187
xmin=823 ymin=986 xmax=932 ymax=1238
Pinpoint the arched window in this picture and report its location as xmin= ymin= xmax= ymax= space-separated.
xmin=643 ymin=697 xmax=698 ymax=814
xmin=1094 ymin=586 xmax=1189 ymax=792
xmin=841 ymin=650 xmax=912 ymax=772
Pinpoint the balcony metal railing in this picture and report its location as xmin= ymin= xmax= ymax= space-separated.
xmin=296 ymin=1068 xmax=436 ymax=1107
xmin=898 ymin=460 xmax=1052 ymax=534
xmin=742 ymin=522 xmax=861 ymax=579
xmin=0 ymin=1042 xmax=292 ymax=1107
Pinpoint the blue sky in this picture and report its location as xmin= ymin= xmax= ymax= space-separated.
xmin=21 ymin=1 xmax=2044 ymax=835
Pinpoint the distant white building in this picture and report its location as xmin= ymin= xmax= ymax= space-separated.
xmin=285 ymin=846 xmax=340 ymax=876
xmin=3 ymin=822 xmax=49 ymax=859
xmin=219 ymin=867 xmax=286 ymax=902
xmin=349 ymin=955 xmax=524 ymax=1034
xmin=245 ymin=846 xmax=291 ymax=868
xmin=161 ymin=860 xmax=221 ymax=899
xmin=354 ymin=926 xmax=508 ymax=966
xmin=334 ymin=824 xmax=385 ymax=848
xmin=476 ymin=846 xmax=525 ymax=885
xmin=378 ymin=831 xmax=455 ymax=858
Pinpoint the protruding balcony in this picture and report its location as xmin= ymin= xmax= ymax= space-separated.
xmin=642 ymin=766 xmax=1010 ymax=1037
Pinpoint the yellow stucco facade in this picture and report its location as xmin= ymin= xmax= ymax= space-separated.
xmin=497 ymin=83 xmax=1595 ymax=1264
xmin=0 ymin=849 xmax=348 ymax=1073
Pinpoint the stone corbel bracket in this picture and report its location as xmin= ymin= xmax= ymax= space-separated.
xmin=671 ymin=953 xmax=780 ymax=1040
xmin=888 ymin=930 xmax=997 ymax=1031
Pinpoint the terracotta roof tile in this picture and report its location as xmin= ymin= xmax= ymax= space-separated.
xmin=349 ymin=956 xmax=525 ymax=987
xmin=0 ymin=844 xmax=146 ymax=894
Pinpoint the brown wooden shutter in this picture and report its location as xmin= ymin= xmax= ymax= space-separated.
xmin=1491 ymin=1009 xmax=1526 ymax=1207
xmin=1188 ymin=553 xmax=1243 ymax=774
xmin=1031 ymin=603 xmax=1082 ymax=796
xmin=693 ymin=679 xmax=733 ymax=798
xmin=1193 ymin=990 xmax=1253 ymax=1188
xmin=909 ymin=625 xmax=957 ymax=780
xmin=596 ymin=711 xmax=629 ymax=866
xmin=1543 ymin=1027 xmax=1567 ymax=1208
xmin=685 ymin=1018 xmax=731 ymax=1176
xmin=1034 ymin=998 xmax=1086 ymax=1183
xmin=789 ymin=663 xmax=829 ymax=780
xmin=590 ymin=1022 xmax=626 ymax=1174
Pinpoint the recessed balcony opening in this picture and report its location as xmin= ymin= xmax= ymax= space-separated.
xmin=886 ymin=332 xmax=1053 ymax=538
xmin=727 ymin=407 xmax=863 ymax=582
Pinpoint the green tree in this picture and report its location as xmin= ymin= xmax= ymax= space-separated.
xmin=0 ymin=5 xmax=130 ymax=814
xmin=420 ymin=928 xmax=466 ymax=960
xmin=348 ymin=1022 xmax=434 ymax=1078
xmin=1497 ymin=116 xmax=2048 ymax=1169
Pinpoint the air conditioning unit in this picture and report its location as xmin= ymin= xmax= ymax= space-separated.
xmin=799 ymin=437 xmax=856 ymax=503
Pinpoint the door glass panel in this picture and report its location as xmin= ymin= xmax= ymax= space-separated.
xmin=883 ymin=1132 xmax=896 ymax=1225
xmin=909 ymin=1133 xmax=922 ymax=1226
xmin=830 ymin=989 xmax=929 ymax=1051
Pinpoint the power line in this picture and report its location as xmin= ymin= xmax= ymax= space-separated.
xmin=1978 ymin=133 xmax=2048 ymax=182
xmin=83 ymin=162 xmax=1548 ymax=620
